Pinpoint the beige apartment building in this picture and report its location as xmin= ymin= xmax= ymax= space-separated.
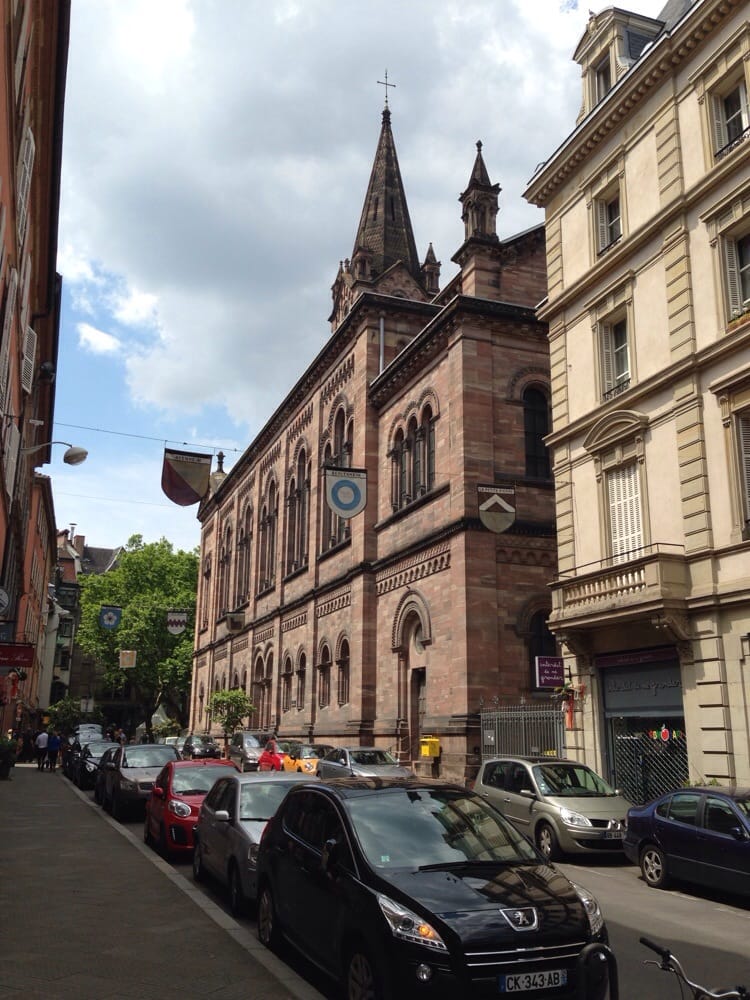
xmin=525 ymin=0 xmax=750 ymax=801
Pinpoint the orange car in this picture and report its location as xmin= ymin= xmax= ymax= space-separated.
xmin=282 ymin=743 xmax=334 ymax=774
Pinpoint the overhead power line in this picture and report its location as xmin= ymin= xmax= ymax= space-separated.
xmin=54 ymin=421 xmax=243 ymax=453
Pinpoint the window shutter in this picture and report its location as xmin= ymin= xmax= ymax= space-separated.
xmin=601 ymin=324 xmax=615 ymax=394
xmin=4 ymin=420 xmax=19 ymax=498
xmin=740 ymin=80 xmax=750 ymax=132
xmin=15 ymin=127 xmax=35 ymax=247
xmin=724 ymin=238 xmax=742 ymax=317
xmin=608 ymin=464 xmax=642 ymax=561
xmin=21 ymin=324 xmax=36 ymax=393
xmin=596 ymin=200 xmax=609 ymax=252
xmin=712 ymin=94 xmax=727 ymax=153
xmin=739 ymin=414 xmax=750 ymax=524
xmin=0 ymin=267 xmax=19 ymax=416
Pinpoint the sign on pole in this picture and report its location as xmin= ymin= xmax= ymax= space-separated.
xmin=325 ymin=466 xmax=367 ymax=519
xmin=119 ymin=650 xmax=137 ymax=670
xmin=535 ymin=656 xmax=564 ymax=688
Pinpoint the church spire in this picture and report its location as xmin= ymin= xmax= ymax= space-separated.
xmin=349 ymin=105 xmax=422 ymax=285
xmin=459 ymin=140 xmax=501 ymax=241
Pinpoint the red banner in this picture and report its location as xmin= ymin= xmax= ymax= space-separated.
xmin=161 ymin=449 xmax=212 ymax=506
xmin=0 ymin=643 xmax=34 ymax=675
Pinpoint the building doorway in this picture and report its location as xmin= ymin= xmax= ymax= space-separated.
xmin=409 ymin=667 xmax=426 ymax=762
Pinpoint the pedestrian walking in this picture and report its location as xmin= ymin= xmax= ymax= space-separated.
xmin=20 ymin=729 xmax=34 ymax=763
xmin=46 ymin=731 xmax=61 ymax=772
xmin=34 ymin=729 xmax=48 ymax=770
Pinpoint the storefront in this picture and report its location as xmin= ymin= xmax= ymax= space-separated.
xmin=597 ymin=646 xmax=687 ymax=805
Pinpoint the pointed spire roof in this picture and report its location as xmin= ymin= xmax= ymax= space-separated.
xmin=351 ymin=106 xmax=422 ymax=285
xmin=467 ymin=140 xmax=492 ymax=188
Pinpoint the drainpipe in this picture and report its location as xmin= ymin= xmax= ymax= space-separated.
xmin=379 ymin=314 xmax=385 ymax=373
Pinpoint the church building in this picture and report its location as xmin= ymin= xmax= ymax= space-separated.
xmin=189 ymin=105 xmax=556 ymax=781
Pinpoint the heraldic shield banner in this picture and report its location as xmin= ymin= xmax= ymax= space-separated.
xmin=325 ymin=466 xmax=367 ymax=519
xmin=166 ymin=610 xmax=187 ymax=635
xmin=161 ymin=449 xmax=212 ymax=506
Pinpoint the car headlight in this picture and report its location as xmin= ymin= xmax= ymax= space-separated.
xmin=377 ymin=894 xmax=447 ymax=952
xmin=168 ymin=799 xmax=192 ymax=818
xmin=560 ymin=807 xmax=592 ymax=827
xmin=120 ymin=778 xmax=138 ymax=791
xmin=571 ymin=882 xmax=605 ymax=936
xmin=303 ymin=761 xmax=314 ymax=772
xmin=85 ymin=762 xmax=97 ymax=772
xmin=247 ymin=843 xmax=259 ymax=867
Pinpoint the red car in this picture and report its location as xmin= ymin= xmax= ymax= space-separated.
xmin=144 ymin=758 xmax=237 ymax=859
xmin=257 ymin=739 xmax=289 ymax=771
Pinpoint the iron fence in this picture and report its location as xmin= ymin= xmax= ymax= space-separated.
xmin=480 ymin=701 xmax=565 ymax=760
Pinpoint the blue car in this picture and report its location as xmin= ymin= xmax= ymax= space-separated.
xmin=623 ymin=786 xmax=750 ymax=895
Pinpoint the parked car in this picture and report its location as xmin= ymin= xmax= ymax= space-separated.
xmin=98 ymin=743 xmax=180 ymax=820
xmin=474 ymin=756 xmax=632 ymax=860
xmin=283 ymin=743 xmax=334 ymax=774
xmin=623 ymin=785 xmax=750 ymax=895
xmin=316 ymin=746 xmax=412 ymax=779
xmin=192 ymin=771 xmax=316 ymax=916
xmin=256 ymin=777 xmax=608 ymax=999
xmin=74 ymin=739 xmax=117 ymax=789
xmin=144 ymin=758 xmax=237 ymax=859
xmin=258 ymin=739 xmax=294 ymax=771
xmin=182 ymin=734 xmax=222 ymax=760
xmin=227 ymin=731 xmax=267 ymax=772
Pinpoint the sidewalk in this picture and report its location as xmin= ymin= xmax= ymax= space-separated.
xmin=0 ymin=763 xmax=326 ymax=1000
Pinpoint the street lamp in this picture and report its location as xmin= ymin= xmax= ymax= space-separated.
xmin=21 ymin=441 xmax=88 ymax=465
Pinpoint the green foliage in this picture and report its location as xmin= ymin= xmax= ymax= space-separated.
xmin=0 ymin=735 xmax=17 ymax=762
xmin=76 ymin=535 xmax=199 ymax=736
xmin=153 ymin=719 xmax=183 ymax=739
xmin=207 ymin=689 xmax=254 ymax=737
xmin=46 ymin=693 xmax=89 ymax=733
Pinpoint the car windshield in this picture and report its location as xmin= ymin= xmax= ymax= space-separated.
xmin=347 ymin=787 xmax=538 ymax=870
xmin=735 ymin=797 xmax=750 ymax=818
xmin=297 ymin=745 xmax=317 ymax=759
xmin=242 ymin=735 xmax=261 ymax=748
xmin=532 ymin=763 xmax=615 ymax=797
xmin=122 ymin=747 xmax=177 ymax=768
xmin=192 ymin=736 xmax=217 ymax=748
xmin=172 ymin=766 xmax=230 ymax=795
xmin=239 ymin=782 xmax=294 ymax=821
xmin=350 ymin=749 xmax=398 ymax=766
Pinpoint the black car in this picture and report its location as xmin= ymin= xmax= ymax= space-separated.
xmin=623 ymin=785 xmax=750 ymax=895
xmin=73 ymin=740 xmax=117 ymax=789
xmin=182 ymin=734 xmax=222 ymax=760
xmin=256 ymin=777 xmax=608 ymax=999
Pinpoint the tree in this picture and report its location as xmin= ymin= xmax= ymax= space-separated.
xmin=76 ymin=535 xmax=199 ymax=741
xmin=207 ymin=689 xmax=254 ymax=754
xmin=46 ymin=693 xmax=95 ymax=734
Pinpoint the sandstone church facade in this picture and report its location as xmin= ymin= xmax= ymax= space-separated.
xmin=189 ymin=106 xmax=556 ymax=781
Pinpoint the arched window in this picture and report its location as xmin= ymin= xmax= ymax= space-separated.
xmin=201 ymin=555 xmax=212 ymax=628
xmin=251 ymin=657 xmax=265 ymax=728
xmin=258 ymin=480 xmax=277 ymax=591
xmin=287 ymin=448 xmax=310 ymax=572
xmin=318 ymin=644 xmax=332 ymax=708
xmin=235 ymin=505 xmax=252 ymax=605
xmin=218 ymin=524 xmax=232 ymax=615
xmin=296 ymin=653 xmax=306 ymax=711
xmin=524 ymin=387 xmax=551 ymax=479
xmin=408 ymin=417 xmax=421 ymax=498
xmin=286 ymin=473 xmax=298 ymax=574
xmin=337 ymin=639 xmax=350 ymax=706
xmin=282 ymin=656 xmax=293 ymax=712
xmin=423 ymin=405 xmax=436 ymax=490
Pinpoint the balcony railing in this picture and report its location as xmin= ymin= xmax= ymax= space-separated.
xmin=551 ymin=543 xmax=688 ymax=623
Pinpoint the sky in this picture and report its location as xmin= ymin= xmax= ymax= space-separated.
xmin=50 ymin=0 xmax=664 ymax=554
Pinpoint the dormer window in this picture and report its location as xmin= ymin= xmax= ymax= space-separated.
xmin=595 ymin=54 xmax=612 ymax=102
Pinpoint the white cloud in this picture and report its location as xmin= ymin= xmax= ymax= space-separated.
xmin=77 ymin=322 xmax=122 ymax=355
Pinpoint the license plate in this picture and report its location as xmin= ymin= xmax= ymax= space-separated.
xmin=604 ymin=830 xmax=622 ymax=839
xmin=500 ymin=969 xmax=567 ymax=992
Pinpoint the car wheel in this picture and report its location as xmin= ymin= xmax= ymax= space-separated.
xmin=111 ymin=792 xmax=124 ymax=822
xmin=535 ymin=822 xmax=561 ymax=861
xmin=159 ymin=824 xmax=173 ymax=861
xmin=346 ymin=945 xmax=385 ymax=1000
xmin=228 ymin=862 xmax=247 ymax=917
xmin=257 ymin=885 xmax=281 ymax=950
xmin=640 ymin=844 xmax=669 ymax=889
xmin=192 ymin=841 xmax=205 ymax=882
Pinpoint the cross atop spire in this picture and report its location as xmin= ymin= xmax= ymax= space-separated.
xmin=377 ymin=69 xmax=396 ymax=107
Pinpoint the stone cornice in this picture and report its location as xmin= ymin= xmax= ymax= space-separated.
xmin=525 ymin=0 xmax=741 ymax=208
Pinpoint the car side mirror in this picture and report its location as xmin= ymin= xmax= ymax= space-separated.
xmin=105 ymin=761 xmax=116 ymax=770
xmin=153 ymin=786 xmax=165 ymax=799
xmin=214 ymin=809 xmax=230 ymax=823
xmin=520 ymin=789 xmax=537 ymax=799
xmin=730 ymin=826 xmax=747 ymax=841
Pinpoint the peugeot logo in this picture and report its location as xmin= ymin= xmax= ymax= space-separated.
xmin=500 ymin=907 xmax=539 ymax=931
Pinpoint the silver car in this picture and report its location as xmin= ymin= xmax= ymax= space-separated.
xmin=99 ymin=743 xmax=180 ymax=821
xmin=192 ymin=771 xmax=315 ymax=915
xmin=227 ymin=731 xmax=264 ymax=772
xmin=315 ymin=745 xmax=412 ymax=779
xmin=474 ymin=755 xmax=632 ymax=860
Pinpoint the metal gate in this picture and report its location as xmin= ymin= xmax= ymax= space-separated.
xmin=480 ymin=702 xmax=565 ymax=760
xmin=612 ymin=720 xmax=688 ymax=805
